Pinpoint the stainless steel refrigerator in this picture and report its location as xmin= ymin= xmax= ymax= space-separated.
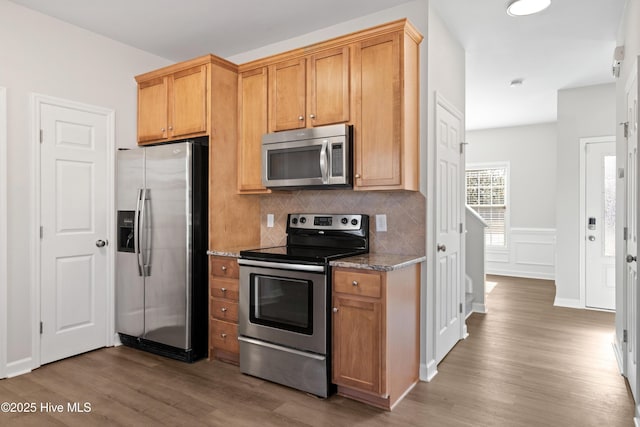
xmin=116 ymin=138 xmax=208 ymax=362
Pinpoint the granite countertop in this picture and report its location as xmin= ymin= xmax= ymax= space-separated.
xmin=207 ymin=248 xmax=245 ymax=258
xmin=330 ymin=253 xmax=426 ymax=272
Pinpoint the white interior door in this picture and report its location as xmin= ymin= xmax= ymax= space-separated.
xmin=435 ymin=97 xmax=464 ymax=364
xmin=625 ymin=70 xmax=638 ymax=401
xmin=0 ymin=87 xmax=7 ymax=379
xmin=585 ymin=141 xmax=616 ymax=310
xmin=39 ymin=99 xmax=111 ymax=365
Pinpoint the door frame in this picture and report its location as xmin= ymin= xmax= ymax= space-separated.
xmin=578 ymin=135 xmax=616 ymax=310
xmin=0 ymin=87 xmax=7 ymax=379
xmin=30 ymin=93 xmax=115 ymax=369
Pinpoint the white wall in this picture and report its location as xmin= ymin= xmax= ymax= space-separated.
xmin=0 ymin=0 xmax=171 ymax=376
xmin=555 ymin=83 xmax=616 ymax=307
xmin=466 ymin=123 xmax=557 ymax=279
xmin=229 ymin=0 xmax=465 ymax=382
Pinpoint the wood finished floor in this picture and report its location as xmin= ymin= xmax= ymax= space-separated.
xmin=0 ymin=275 xmax=634 ymax=426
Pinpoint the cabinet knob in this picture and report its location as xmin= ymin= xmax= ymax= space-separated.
xmin=221 ymin=307 xmax=228 ymax=312
xmin=221 ymin=265 xmax=227 ymax=271
xmin=221 ymin=333 xmax=227 ymax=338
xmin=333 ymin=307 xmax=338 ymax=313
xmin=298 ymin=115 xmax=304 ymax=121
xmin=221 ymin=287 xmax=227 ymax=293
xmin=168 ymin=125 xmax=173 ymax=130
xmin=355 ymin=173 xmax=361 ymax=179
xmin=352 ymin=280 xmax=359 ymax=287
xmin=161 ymin=128 xmax=166 ymax=132
xmin=310 ymin=114 xmax=316 ymax=119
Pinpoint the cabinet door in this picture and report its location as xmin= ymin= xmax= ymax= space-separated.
xmin=171 ymin=65 xmax=208 ymax=138
xmin=138 ymin=76 xmax=168 ymax=143
xmin=238 ymin=68 xmax=269 ymax=193
xmin=308 ymin=47 xmax=350 ymax=127
xmin=353 ymin=33 xmax=402 ymax=189
xmin=268 ymin=58 xmax=306 ymax=131
xmin=332 ymin=295 xmax=384 ymax=395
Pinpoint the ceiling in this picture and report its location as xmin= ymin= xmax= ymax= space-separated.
xmin=9 ymin=0 xmax=627 ymax=130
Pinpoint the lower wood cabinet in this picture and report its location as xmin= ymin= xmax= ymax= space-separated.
xmin=332 ymin=264 xmax=420 ymax=410
xmin=209 ymin=256 xmax=240 ymax=365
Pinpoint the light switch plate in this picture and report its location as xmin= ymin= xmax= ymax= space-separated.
xmin=267 ymin=214 xmax=274 ymax=228
xmin=376 ymin=214 xmax=387 ymax=232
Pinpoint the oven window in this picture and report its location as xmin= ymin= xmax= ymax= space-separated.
xmin=249 ymin=274 xmax=313 ymax=335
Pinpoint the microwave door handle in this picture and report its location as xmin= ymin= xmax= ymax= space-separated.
xmin=320 ymin=140 xmax=329 ymax=184
xmin=134 ymin=188 xmax=143 ymax=276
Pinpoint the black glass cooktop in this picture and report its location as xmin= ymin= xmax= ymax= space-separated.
xmin=240 ymin=245 xmax=366 ymax=265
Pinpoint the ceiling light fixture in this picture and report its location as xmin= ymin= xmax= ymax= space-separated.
xmin=506 ymin=0 xmax=551 ymax=16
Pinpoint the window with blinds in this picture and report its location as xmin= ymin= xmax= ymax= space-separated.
xmin=466 ymin=166 xmax=507 ymax=247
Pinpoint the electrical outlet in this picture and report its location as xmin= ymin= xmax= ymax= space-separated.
xmin=267 ymin=214 xmax=274 ymax=228
xmin=376 ymin=214 xmax=387 ymax=232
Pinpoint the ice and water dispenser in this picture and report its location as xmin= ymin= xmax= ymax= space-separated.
xmin=117 ymin=211 xmax=135 ymax=252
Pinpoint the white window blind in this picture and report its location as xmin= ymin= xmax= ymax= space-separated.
xmin=466 ymin=167 xmax=507 ymax=247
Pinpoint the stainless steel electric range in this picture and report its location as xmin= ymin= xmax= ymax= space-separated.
xmin=237 ymin=213 xmax=369 ymax=397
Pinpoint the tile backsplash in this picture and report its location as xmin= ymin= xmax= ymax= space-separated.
xmin=260 ymin=190 xmax=426 ymax=255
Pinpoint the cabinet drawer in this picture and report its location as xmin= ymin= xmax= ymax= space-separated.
xmin=210 ymin=276 xmax=239 ymax=301
xmin=210 ymin=298 xmax=239 ymax=322
xmin=210 ymin=256 xmax=239 ymax=279
xmin=334 ymin=269 xmax=382 ymax=298
xmin=210 ymin=320 xmax=239 ymax=353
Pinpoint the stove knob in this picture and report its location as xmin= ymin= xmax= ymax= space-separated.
xmin=300 ymin=217 xmax=307 ymax=224
xmin=341 ymin=217 xmax=348 ymax=225
xmin=292 ymin=218 xmax=298 ymax=225
xmin=351 ymin=218 xmax=358 ymax=226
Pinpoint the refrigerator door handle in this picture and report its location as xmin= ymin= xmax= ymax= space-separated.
xmin=140 ymin=188 xmax=151 ymax=277
xmin=134 ymin=188 xmax=143 ymax=276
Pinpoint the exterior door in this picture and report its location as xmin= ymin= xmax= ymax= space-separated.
xmin=435 ymin=97 xmax=464 ymax=363
xmin=585 ymin=141 xmax=616 ymax=310
xmin=40 ymin=99 xmax=110 ymax=365
xmin=625 ymin=70 xmax=638 ymax=400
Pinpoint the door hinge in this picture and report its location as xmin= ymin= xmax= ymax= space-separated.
xmin=459 ymin=303 xmax=463 ymax=313
xmin=624 ymin=227 xmax=628 ymax=241
xmin=460 ymin=141 xmax=469 ymax=154
xmin=40 ymin=322 xmax=43 ymax=334
xmin=459 ymin=223 xmax=464 ymax=233
xmin=624 ymin=329 xmax=628 ymax=343
xmin=40 ymin=226 xmax=43 ymax=239
xmin=39 ymin=129 xmax=43 ymax=143
xmin=621 ymin=121 xmax=629 ymax=138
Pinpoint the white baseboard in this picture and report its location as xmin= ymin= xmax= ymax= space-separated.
xmin=6 ymin=357 xmax=33 ymax=378
xmin=553 ymin=297 xmax=582 ymax=309
xmin=472 ymin=302 xmax=487 ymax=313
xmin=612 ymin=340 xmax=624 ymax=375
xmin=420 ymin=360 xmax=438 ymax=382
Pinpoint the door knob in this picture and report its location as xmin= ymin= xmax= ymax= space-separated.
xmin=96 ymin=239 xmax=107 ymax=248
xmin=627 ymin=254 xmax=637 ymax=263
xmin=437 ymin=244 xmax=447 ymax=252
xmin=588 ymin=235 xmax=596 ymax=241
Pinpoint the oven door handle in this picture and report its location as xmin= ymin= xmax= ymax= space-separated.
xmin=238 ymin=258 xmax=325 ymax=273
xmin=238 ymin=336 xmax=326 ymax=361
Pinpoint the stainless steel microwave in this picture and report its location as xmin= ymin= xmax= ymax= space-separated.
xmin=261 ymin=124 xmax=352 ymax=189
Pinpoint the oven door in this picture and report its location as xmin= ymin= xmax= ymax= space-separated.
xmin=238 ymin=260 xmax=327 ymax=355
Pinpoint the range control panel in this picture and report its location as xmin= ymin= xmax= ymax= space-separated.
xmin=288 ymin=214 xmax=364 ymax=231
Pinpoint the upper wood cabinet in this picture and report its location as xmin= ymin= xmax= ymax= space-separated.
xmin=352 ymin=28 xmax=421 ymax=191
xmin=268 ymin=47 xmax=350 ymax=132
xmin=136 ymin=60 xmax=209 ymax=145
xmin=237 ymin=67 xmax=270 ymax=194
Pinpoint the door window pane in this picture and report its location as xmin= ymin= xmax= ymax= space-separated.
xmin=603 ymin=155 xmax=616 ymax=257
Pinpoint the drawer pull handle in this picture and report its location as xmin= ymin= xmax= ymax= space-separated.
xmin=221 ymin=307 xmax=228 ymax=312
xmin=352 ymin=280 xmax=358 ymax=287
xmin=221 ymin=265 xmax=227 ymax=271
xmin=221 ymin=287 xmax=227 ymax=293
xmin=221 ymin=333 xmax=227 ymax=338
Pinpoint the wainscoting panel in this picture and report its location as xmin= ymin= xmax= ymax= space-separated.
xmin=486 ymin=228 xmax=556 ymax=280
